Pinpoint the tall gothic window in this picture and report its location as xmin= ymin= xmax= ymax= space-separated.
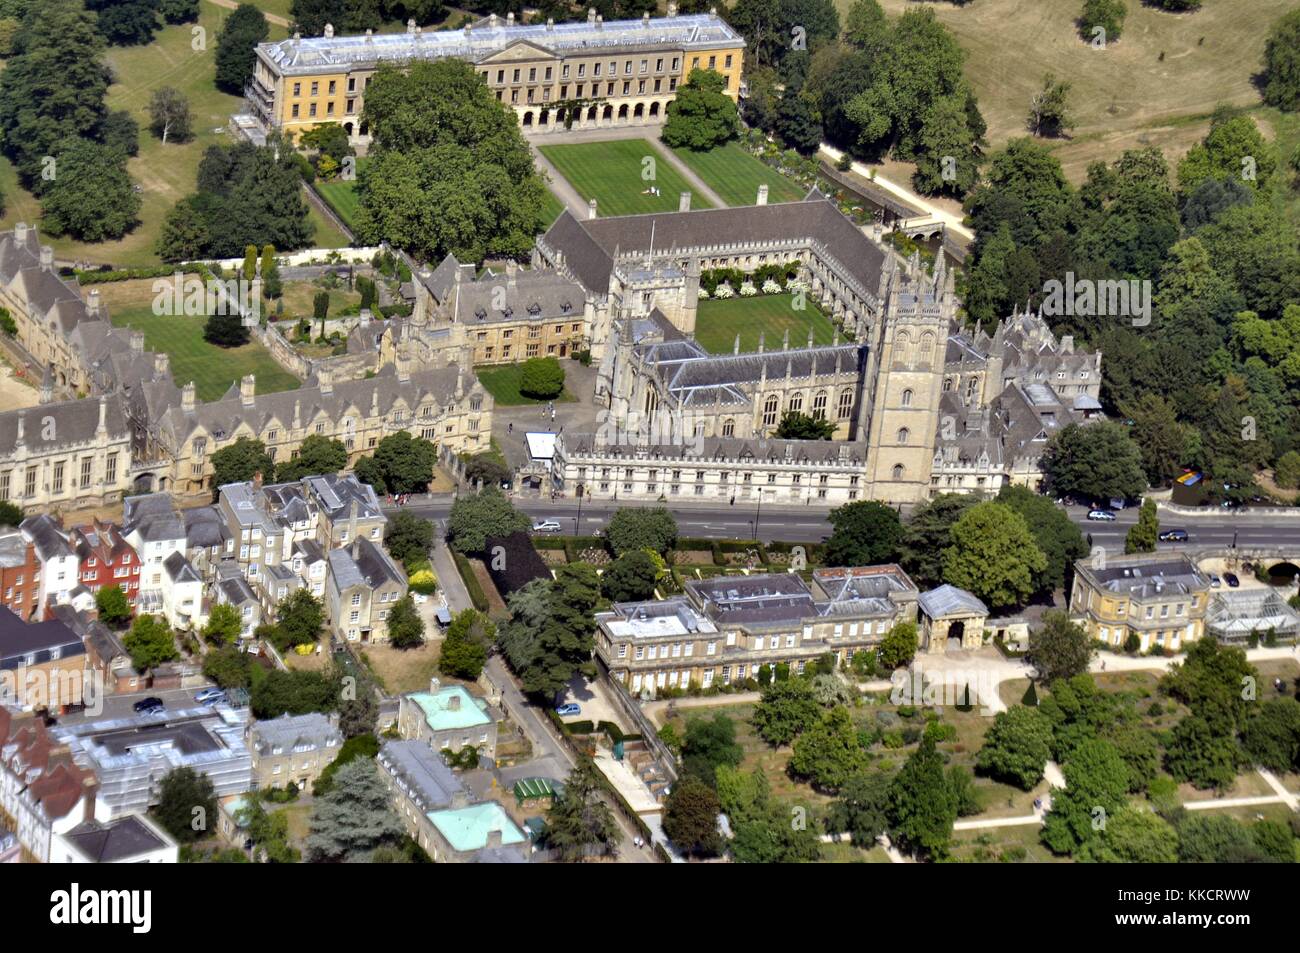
xmin=837 ymin=390 xmax=854 ymax=420
xmin=722 ymin=418 xmax=735 ymax=437
xmin=787 ymin=394 xmax=803 ymax=414
xmin=763 ymin=395 xmax=779 ymax=427
xmin=901 ymin=389 xmax=914 ymax=408
xmin=812 ymin=391 xmax=828 ymax=420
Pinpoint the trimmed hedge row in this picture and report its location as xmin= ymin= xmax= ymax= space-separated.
xmin=452 ymin=551 xmax=489 ymax=613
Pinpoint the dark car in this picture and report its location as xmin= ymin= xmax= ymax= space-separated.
xmin=1157 ymin=529 xmax=1189 ymax=543
xmin=133 ymin=696 xmax=164 ymax=714
xmin=1224 ymin=572 xmax=1240 ymax=588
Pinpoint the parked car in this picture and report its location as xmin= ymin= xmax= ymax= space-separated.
xmin=133 ymin=697 xmax=164 ymax=714
xmin=1087 ymin=509 xmax=1117 ymax=521
xmin=1224 ymin=572 xmax=1241 ymax=588
xmin=532 ymin=520 xmax=562 ymax=533
xmin=411 ymin=593 xmax=429 ymax=604
xmin=1209 ymin=574 xmax=1222 ymax=588
xmin=195 ymin=688 xmax=226 ymax=705
xmin=1158 ymin=529 xmax=1189 ymax=542
xmin=555 ymin=703 xmax=581 ymax=716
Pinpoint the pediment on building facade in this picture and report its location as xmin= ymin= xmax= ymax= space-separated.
xmin=478 ymin=39 xmax=557 ymax=64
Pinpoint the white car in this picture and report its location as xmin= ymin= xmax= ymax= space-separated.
xmin=412 ymin=593 xmax=429 ymax=604
xmin=532 ymin=520 xmax=562 ymax=533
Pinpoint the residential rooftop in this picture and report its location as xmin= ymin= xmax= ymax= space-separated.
xmin=426 ymin=801 xmax=526 ymax=854
xmin=408 ymin=684 xmax=493 ymax=732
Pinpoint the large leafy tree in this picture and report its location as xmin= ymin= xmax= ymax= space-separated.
xmin=209 ymin=437 xmax=275 ymax=498
xmin=203 ymin=603 xmax=242 ymax=648
xmin=87 ymin=0 xmax=160 ymax=46
xmin=605 ymin=507 xmax=678 ymax=556
xmin=545 ymin=754 xmax=620 ymax=861
xmin=385 ymin=595 xmax=424 ymax=649
xmin=0 ymin=0 xmax=111 ymax=188
xmin=382 ymin=511 xmax=434 ymax=567
xmin=995 ymin=485 xmax=1086 ymax=594
xmin=41 ymin=138 xmax=139 ymax=241
xmin=789 ymin=705 xmax=869 ymax=792
xmin=1077 ymin=805 xmax=1178 ymax=863
xmin=446 ymin=487 xmax=530 ymax=555
xmin=95 ymin=584 xmax=132 ymax=628
xmin=601 ymin=549 xmax=659 ymax=603
xmin=825 ymin=770 xmax=892 ymax=846
xmin=124 ymin=614 xmax=178 ymax=671
xmin=1125 ymin=498 xmax=1159 ymax=554
xmin=251 ymin=668 xmax=339 ymax=719
xmin=940 ymin=501 xmax=1046 ymax=612
xmin=214 ymin=3 xmax=269 ymax=94
xmin=1262 ymin=8 xmax=1300 ymax=112
xmin=154 ymin=767 xmax=217 ymax=843
xmin=355 ymin=60 xmax=548 ymax=262
xmin=663 ymin=775 xmax=723 ymax=857
xmin=1040 ymin=737 xmax=1129 ymax=855
xmin=275 ymin=434 xmax=348 ymax=483
xmin=355 ymin=432 xmax=437 ymax=495
xmin=1026 ymin=611 xmax=1095 ymax=684
xmin=1041 ymin=422 xmax=1147 ymax=502
xmin=498 ymin=566 xmax=600 ymax=700
xmin=888 ymin=737 xmax=957 ymax=860
xmin=822 ymin=499 xmax=903 ymax=567
xmin=306 ymin=758 xmax=404 ymax=861
xmin=662 ymin=68 xmax=740 ymax=151
xmin=976 ymin=705 xmax=1053 ymax=790
xmin=898 ymin=493 xmax=974 ymax=589
xmin=681 ymin=714 xmax=744 ymax=787
xmin=1241 ymin=697 xmax=1300 ymax=774
xmin=438 ymin=609 xmax=493 ymax=680
xmin=1164 ymin=713 xmax=1240 ymax=791
xmin=752 ymin=677 xmax=822 ymax=746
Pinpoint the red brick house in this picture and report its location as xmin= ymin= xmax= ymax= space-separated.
xmin=70 ymin=520 xmax=140 ymax=610
xmin=0 ymin=530 xmax=40 ymax=622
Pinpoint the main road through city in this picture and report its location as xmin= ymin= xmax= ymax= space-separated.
xmin=392 ymin=495 xmax=1300 ymax=552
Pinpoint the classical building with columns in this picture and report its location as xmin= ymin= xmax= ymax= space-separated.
xmin=244 ymin=8 xmax=744 ymax=145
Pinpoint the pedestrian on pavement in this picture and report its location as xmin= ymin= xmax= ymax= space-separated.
xmin=508 ymin=421 xmax=513 ymax=434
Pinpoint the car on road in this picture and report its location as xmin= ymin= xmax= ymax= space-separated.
xmin=554 ymin=703 xmax=581 ymax=716
xmin=1209 ymin=574 xmax=1222 ymax=588
xmin=1224 ymin=572 xmax=1240 ymax=588
xmin=1087 ymin=509 xmax=1117 ymax=521
xmin=532 ymin=520 xmax=562 ymax=533
xmin=133 ymin=697 xmax=165 ymax=714
xmin=195 ymin=688 xmax=226 ymax=705
xmin=1157 ymin=529 xmax=1189 ymax=542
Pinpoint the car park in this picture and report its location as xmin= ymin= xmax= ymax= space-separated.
xmin=195 ymin=688 xmax=226 ymax=705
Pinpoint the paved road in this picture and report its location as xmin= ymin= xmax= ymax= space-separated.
xmin=57 ymin=686 xmax=208 ymax=727
xmin=388 ymin=495 xmax=1300 ymax=550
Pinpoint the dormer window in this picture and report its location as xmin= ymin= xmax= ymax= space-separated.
xmin=527 ymin=303 xmax=542 ymax=316
xmin=560 ymin=302 xmax=572 ymax=314
xmin=474 ymin=307 xmax=487 ymax=320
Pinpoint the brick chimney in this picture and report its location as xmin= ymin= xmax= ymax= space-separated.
xmin=446 ymin=693 xmax=461 ymax=711
xmin=240 ymin=374 xmax=256 ymax=407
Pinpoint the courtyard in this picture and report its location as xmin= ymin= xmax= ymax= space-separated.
xmin=693 ymin=293 xmax=839 ymax=355
xmin=539 ymin=138 xmax=716 ymax=217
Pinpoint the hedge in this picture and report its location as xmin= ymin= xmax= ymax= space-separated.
xmin=75 ymin=263 xmax=210 ymax=284
xmin=452 ymin=551 xmax=489 ymax=612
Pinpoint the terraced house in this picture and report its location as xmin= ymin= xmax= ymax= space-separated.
xmin=244 ymin=7 xmax=744 ymax=145
xmin=595 ymin=565 xmax=919 ymax=695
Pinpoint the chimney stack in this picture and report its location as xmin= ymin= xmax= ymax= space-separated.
xmin=97 ymin=395 xmax=108 ymax=434
xmin=240 ymin=374 xmax=256 ymax=407
xmin=323 ymin=22 xmax=334 ymax=38
xmin=507 ymin=11 xmax=514 ymax=26
xmin=756 ymin=184 xmax=769 ymax=206
xmin=182 ymin=381 xmax=196 ymax=412
xmin=407 ymin=18 xmax=416 ymax=33
xmin=154 ymin=352 xmax=170 ymax=379
xmin=678 ymin=191 xmax=691 ymax=212
xmin=87 ymin=289 xmax=101 ymax=317
xmin=447 ymin=693 xmax=461 ymax=711
xmin=40 ymin=246 xmax=54 ymax=271
xmin=587 ymin=198 xmax=598 ymax=220
xmin=318 ymin=369 xmax=333 ymax=395
xmin=13 ymin=222 xmax=27 ymax=244
xmin=588 ymin=7 xmax=597 ymax=24
xmin=130 ymin=331 xmax=145 ymax=353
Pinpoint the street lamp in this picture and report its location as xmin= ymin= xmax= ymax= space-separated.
xmin=575 ymin=483 xmax=585 ymax=536
xmin=753 ymin=488 xmax=766 ymax=542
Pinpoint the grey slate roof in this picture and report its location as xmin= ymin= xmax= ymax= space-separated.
xmin=61 ymin=816 xmax=170 ymax=862
xmin=0 ymin=606 xmax=86 ymax=669
xmin=0 ymin=395 xmax=128 ymax=456
xmin=304 ymin=474 xmax=384 ymax=523
xmin=562 ymin=431 xmax=865 ymax=467
xmin=163 ymin=551 xmax=200 ymax=584
xmin=377 ymin=739 xmax=465 ymax=813
xmin=250 ymin=712 xmax=341 ymax=755
xmin=918 ymin=585 xmax=989 ymax=619
xmin=20 ymin=514 xmax=72 ymax=561
xmin=687 ymin=573 xmax=816 ymax=627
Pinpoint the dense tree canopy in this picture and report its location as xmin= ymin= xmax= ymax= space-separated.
xmin=662 ymin=68 xmax=741 ymax=150
xmin=822 ymin=500 xmax=903 ymax=567
xmin=941 ymin=501 xmax=1046 ymax=611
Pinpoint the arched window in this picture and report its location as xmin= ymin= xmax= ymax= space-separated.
xmin=837 ymin=390 xmax=854 ymax=420
xmin=722 ymin=418 xmax=735 ymax=437
xmin=919 ymin=332 xmax=935 ymax=366
xmin=812 ymin=391 xmax=827 ymax=420
xmin=892 ymin=464 xmax=905 ymax=480
xmin=901 ymin=389 xmax=913 ymax=408
xmin=897 ymin=427 xmax=910 ymax=444
xmin=966 ymin=377 xmax=979 ymax=399
xmin=787 ymin=393 xmax=803 ymax=414
xmin=896 ymin=330 xmax=911 ymax=366
xmin=763 ymin=395 xmax=779 ymax=427
xmin=943 ymin=377 xmax=954 ymax=392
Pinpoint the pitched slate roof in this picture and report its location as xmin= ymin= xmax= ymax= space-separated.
xmin=0 ymin=605 xmax=86 ymax=668
xmin=918 ymin=584 xmax=988 ymax=619
xmin=0 ymin=395 xmax=128 ymax=456
xmin=61 ymin=815 xmax=170 ymax=862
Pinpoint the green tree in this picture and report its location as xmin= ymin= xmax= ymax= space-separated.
xmin=663 ymin=775 xmax=723 ymax=857
xmin=274 ymin=434 xmax=348 ymax=482
xmin=662 ymin=68 xmax=740 ymax=150
xmin=1125 ymin=498 xmax=1160 ymax=554
xmin=438 ymin=609 xmax=493 ymax=680
xmin=681 ymin=713 xmax=744 ymax=787
xmin=823 ymin=499 xmax=903 ymax=567
xmin=498 ymin=566 xmax=600 ymax=700
xmin=1027 ymin=611 xmax=1095 ymax=684
xmin=825 ymin=770 xmax=892 ymax=846
xmin=876 ymin=619 xmax=919 ymax=671
xmin=941 ymin=501 xmax=1046 ymax=612
xmin=446 ymin=487 xmax=530 ymax=554
xmin=601 ymin=549 xmax=660 ymax=602
xmin=545 ymin=753 xmax=620 ymax=861
xmin=209 ymin=438 xmax=275 ymax=497
xmin=1274 ymin=450 xmax=1300 ymax=490
xmin=1165 ymin=713 xmax=1241 ymax=791
xmin=358 ymin=431 xmax=437 ymax=495
xmin=382 ymin=510 xmax=434 ymax=567
xmin=202 ymin=645 xmax=253 ymax=689
xmin=1077 ymin=805 xmax=1178 ymax=863
xmin=148 ymin=86 xmax=192 ymax=144
xmin=1177 ymin=814 xmax=1262 ymax=863
xmin=1027 ymin=73 xmax=1073 ymax=138
xmin=275 ymin=589 xmax=325 ymax=649
xmin=899 ymin=494 xmax=975 ymax=589
xmin=124 ymin=614 xmax=177 ymax=670
xmin=1241 ymin=697 xmax=1300 ymax=773
xmin=203 ymin=311 xmax=250 ymax=348
xmin=462 ymin=452 xmax=511 ymax=489
xmin=912 ymin=92 xmax=980 ymax=198
xmin=385 ymin=595 xmax=424 ymax=649
xmin=1160 ymin=636 xmax=1256 ymax=728
xmin=774 ymin=410 xmax=836 ymax=440
xmin=1263 ymin=8 xmax=1300 ymax=112
xmin=889 ymin=737 xmax=958 ymax=860
xmin=1177 ymin=111 xmax=1278 ymax=195
xmin=159 ymin=0 xmax=198 ymax=23
xmin=214 ymin=3 xmax=270 ymax=94
xmin=41 ymin=139 xmax=140 ymax=241
xmin=203 ymin=603 xmax=242 ymax=648
xmin=605 ymin=506 xmax=678 ymax=556
xmin=252 ymin=668 xmax=340 ymax=719
xmin=94 ymin=584 xmax=131 ymax=628
xmin=752 ymin=677 xmax=822 ymax=746
xmin=789 ymin=705 xmax=870 ymax=792
xmin=1042 ymin=422 xmax=1147 ymax=503
xmin=306 ymin=758 xmax=403 ymax=861
xmin=154 ymin=767 xmax=217 ymax=843
xmin=1078 ymin=0 xmax=1125 ymax=42
xmin=976 ymin=705 xmax=1053 ymax=790
xmin=87 ymin=0 xmax=161 ymax=46
xmin=519 ymin=356 xmax=565 ymax=400
xmin=996 ymin=484 xmax=1087 ymax=593
xmin=354 ymin=60 xmax=548 ymax=262
xmin=1041 ymin=737 xmax=1130 ymax=854
xmin=775 ymin=93 xmax=823 ymax=155
xmin=260 ymin=244 xmax=281 ymax=298
xmin=1249 ymin=819 xmax=1295 ymax=863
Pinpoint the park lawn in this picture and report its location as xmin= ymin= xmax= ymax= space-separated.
xmin=847 ymin=0 xmax=1298 ymax=184
xmin=539 ymin=138 xmax=715 ymax=217
xmin=474 ymin=364 xmax=577 ymax=406
xmin=669 ymin=142 xmax=805 ymax=207
xmin=314 ymin=157 xmax=369 ymax=233
xmin=950 ymin=823 xmax=1071 ymax=863
xmin=694 ymin=293 xmax=837 ymax=355
xmin=306 ymin=202 xmax=352 ymax=249
xmin=94 ymin=278 xmax=300 ymax=401
xmin=0 ymin=7 xmax=290 ymax=267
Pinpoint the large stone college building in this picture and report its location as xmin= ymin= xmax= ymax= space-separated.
xmin=245 ymin=8 xmax=745 ymax=145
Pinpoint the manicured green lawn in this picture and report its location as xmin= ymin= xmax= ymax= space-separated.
xmin=94 ymin=279 xmax=300 ymax=402
xmin=694 ymin=293 xmax=838 ymax=355
xmin=669 ymin=142 xmax=805 ymax=207
xmin=474 ymin=365 xmax=577 ymax=406
xmin=539 ymin=139 xmax=714 ymax=217
xmin=538 ymin=188 xmax=566 ymax=229
xmin=314 ymin=158 xmax=369 ymax=233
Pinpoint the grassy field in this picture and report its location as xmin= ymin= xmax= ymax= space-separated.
xmin=539 ymin=138 xmax=716 ymax=216
xmin=694 ymin=293 xmax=838 ymax=355
xmin=669 ymin=142 xmax=806 ymax=207
xmin=94 ymin=279 xmax=301 ymax=401
xmin=474 ymin=364 xmax=578 ymax=406
xmin=847 ymin=0 xmax=1297 ymax=183
xmin=278 ymin=279 xmax=362 ymax=321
